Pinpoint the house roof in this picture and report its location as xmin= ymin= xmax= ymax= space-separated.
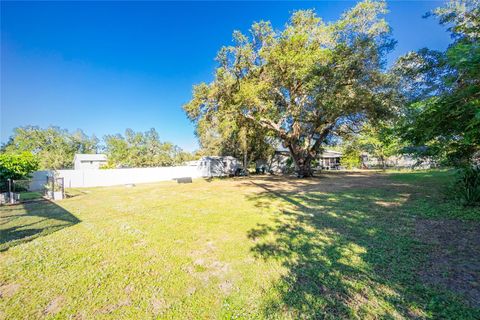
xmin=74 ymin=154 xmax=107 ymax=162
xmin=276 ymin=145 xmax=290 ymax=152
xmin=320 ymin=150 xmax=342 ymax=158
xmin=275 ymin=149 xmax=342 ymax=158
xmin=200 ymin=156 xmax=238 ymax=161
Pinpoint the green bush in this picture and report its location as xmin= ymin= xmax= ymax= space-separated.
xmin=340 ymin=149 xmax=361 ymax=169
xmin=285 ymin=157 xmax=294 ymax=172
xmin=455 ymin=166 xmax=480 ymax=206
xmin=0 ymin=152 xmax=39 ymax=181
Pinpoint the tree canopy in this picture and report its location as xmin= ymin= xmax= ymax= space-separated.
xmin=1 ymin=126 xmax=194 ymax=170
xmin=2 ymin=126 xmax=98 ymax=170
xmin=393 ymin=0 xmax=479 ymax=166
xmin=103 ymin=128 xmax=194 ymax=168
xmin=358 ymin=121 xmax=403 ymax=169
xmin=193 ymin=111 xmax=275 ymax=168
xmin=0 ymin=152 xmax=39 ymax=181
xmin=184 ymin=0 xmax=397 ymax=176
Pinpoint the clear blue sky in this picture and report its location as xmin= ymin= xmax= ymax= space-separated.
xmin=1 ymin=1 xmax=451 ymax=151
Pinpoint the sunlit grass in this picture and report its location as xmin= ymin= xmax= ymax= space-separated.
xmin=1 ymin=171 xmax=478 ymax=319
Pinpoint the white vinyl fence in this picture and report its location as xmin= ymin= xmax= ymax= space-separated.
xmin=33 ymin=166 xmax=202 ymax=188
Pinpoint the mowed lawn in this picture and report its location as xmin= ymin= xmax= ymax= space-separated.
xmin=1 ymin=171 xmax=479 ymax=319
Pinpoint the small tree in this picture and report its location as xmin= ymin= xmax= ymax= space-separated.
xmin=341 ymin=149 xmax=361 ymax=169
xmin=0 ymin=152 xmax=39 ymax=181
xmin=358 ymin=122 xmax=401 ymax=170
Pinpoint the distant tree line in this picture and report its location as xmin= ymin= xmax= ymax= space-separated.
xmin=102 ymin=128 xmax=194 ymax=168
xmin=0 ymin=126 xmax=195 ymax=171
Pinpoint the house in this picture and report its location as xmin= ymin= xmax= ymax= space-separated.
xmin=184 ymin=160 xmax=200 ymax=166
xmin=73 ymin=154 xmax=107 ymax=170
xmin=318 ymin=150 xmax=342 ymax=169
xmin=267 ymin=147 xmax=343 ymax=173
xmin=197 ymin=156 xmax=242 ymax=177
xmin=268 ymin=147 xmax=291 ymax=173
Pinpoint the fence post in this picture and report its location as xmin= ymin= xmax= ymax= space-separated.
xmin=61 ymin=177 xmax=65 ymax=199
xmin=51 ymin=175 xmax=55 ymax=200
xmin=8 ymin=179 xmax=13 ymax=204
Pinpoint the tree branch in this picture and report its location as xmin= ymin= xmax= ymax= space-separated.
xmin=308 ymin=122 xmax=336 ymax=156
xmin=243 ymin=113 xmax=288 ymax=140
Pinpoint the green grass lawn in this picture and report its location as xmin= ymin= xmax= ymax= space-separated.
xmin=1 ymin=170 xmax=479 ymax=319
xmin=17 ymin=191 xmax=45 ymax=201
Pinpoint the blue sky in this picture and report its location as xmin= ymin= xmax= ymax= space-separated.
xmin=1 ymin=1 xmax=451 ymax=151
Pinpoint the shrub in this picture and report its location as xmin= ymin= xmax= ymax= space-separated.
xmin=285 ymin=157 xmax=294 ymax=172
xmin=341 ymin=148 xmax=361 ymax=169
xmin=0 ymin=152 xmax=39 ymax=181
xmin=455 ymin=166 xmax=480 ymax=206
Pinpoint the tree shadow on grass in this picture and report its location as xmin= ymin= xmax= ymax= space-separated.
xmin=246 ymin=179 xmax=479 ymax=319
xmin=0 ymin=200 xmax=80 ymax=252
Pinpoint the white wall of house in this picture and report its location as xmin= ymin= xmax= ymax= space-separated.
xmin=269 ymin=153 xmax=291 ymax=173
xmin=197 ymin=156 xmax=241 ymax=177
xmin=268 ymin=150 xmax=342 ymax=173
xmin=74 ymin=160 xmax=107 ymax=170
xmin=73 ymin=154 xmax=108 ymax=170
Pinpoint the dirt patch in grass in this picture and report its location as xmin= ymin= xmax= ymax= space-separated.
xmin=415 ymin=219 xmax=480 ymax=307
xmin=151 ymin=296 xmax=170 ymax=315
xmin=243 ymin=171 xmax=408 ymax=194
xmin=186 ymin=286 xmax=196 ymax=296
xmin=187 ymin=240 xmax=232 ymax=286
xmin=124 ymin=284 xmax=135 ymax=294
xmin=219 ymin=280 xmax=234 ymax=294
xmin=44 ymin=296 xmax=65 ymax=316
xmin=374 ymin=200 xmax=402 ymax=208
xmin=0 ymin=283 xmax=20 ymax=298
xmin=98 ymin=298 xmax=131 ymax=314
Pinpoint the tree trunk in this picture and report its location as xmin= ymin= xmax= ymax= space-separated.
xmin=288 ymin=145 xmax=314 ymax=178
xmin=296 ymin=161 xmax=313 ymax=177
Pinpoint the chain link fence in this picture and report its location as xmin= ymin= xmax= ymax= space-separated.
xmin=0 ymin=176 xmax=64 ymax=205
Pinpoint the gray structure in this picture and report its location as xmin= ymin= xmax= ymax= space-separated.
xmin=197 ymin=156 xmax=241 ymax=177
xmin=267 ymin=148 xmax=343 ymax=173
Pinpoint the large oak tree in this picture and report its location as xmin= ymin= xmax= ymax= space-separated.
xmin=184 ymin=0 xmax=396 ymax=176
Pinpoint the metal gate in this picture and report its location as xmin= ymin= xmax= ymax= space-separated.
xmin=0 ymin=176 xmax=64 ymax=205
